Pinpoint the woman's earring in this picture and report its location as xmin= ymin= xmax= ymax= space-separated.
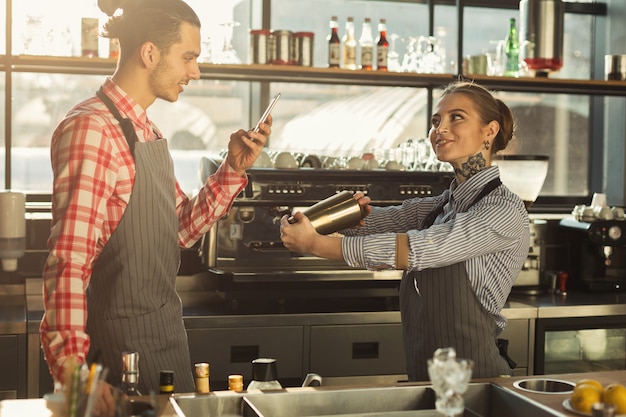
xmin=484 ymin=141 xmax=490 ymax=150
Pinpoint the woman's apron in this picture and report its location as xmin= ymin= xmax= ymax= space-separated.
xmin=399 ymin=178 xmax=513 ymax=381
xmin=85 ymin=89 xmax=195 ymax=393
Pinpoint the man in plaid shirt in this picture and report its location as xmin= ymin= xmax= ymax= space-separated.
xmin=40 ymin=0 xmax=271 ymax=414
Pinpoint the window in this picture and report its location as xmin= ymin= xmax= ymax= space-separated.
xmin=0 ymin=0 xmax=615 ymax=204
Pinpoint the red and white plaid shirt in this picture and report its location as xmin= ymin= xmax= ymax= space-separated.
xmin=40 ymin=78 xmax=246 ymax=383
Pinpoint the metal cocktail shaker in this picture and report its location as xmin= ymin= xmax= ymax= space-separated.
xmin=291 ymin=190 xmax=366 ymax=235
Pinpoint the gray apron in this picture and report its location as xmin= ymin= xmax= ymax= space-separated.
xmin=399 ymin=178 xmax=512 ymax=381
xmin=86 ymin=89 xmax=194 ymax=393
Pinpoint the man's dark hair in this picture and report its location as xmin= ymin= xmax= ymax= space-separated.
xmin=101 ymin=0 xmax=201 ymax=58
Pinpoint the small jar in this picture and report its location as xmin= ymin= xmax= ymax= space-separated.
xmin=194 ymin=363 xmax=210 ymax=394
xmin=159 ymin=370 xmax=174 ymax=395
xmin=228 ymin=374 xmax=244 ymax=392
xmin=249 ymin=29 xmax=271 ymax=64
xmin=270 ymin=30 xmax=294 ymax=65
xmin=294 ymin=32 xmax=314 ymax=66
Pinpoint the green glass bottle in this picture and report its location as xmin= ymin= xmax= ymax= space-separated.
xmin=504 ymin=18 xmax=520 ymax=77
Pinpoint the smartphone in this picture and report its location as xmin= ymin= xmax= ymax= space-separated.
xmin=253 ymin=92 xmax=281 ymax=132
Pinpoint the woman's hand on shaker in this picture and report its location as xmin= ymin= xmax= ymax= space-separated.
xmin=227 ymin=115 xmax=272 ymax=176
xmin=280 ymin=213 xmax=345 ymax=261
xmin=353 ymin=191 xmax=371 ymax=226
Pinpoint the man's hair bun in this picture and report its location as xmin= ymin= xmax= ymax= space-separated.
xmin=98 ymin=0 xmax=125 ymax=16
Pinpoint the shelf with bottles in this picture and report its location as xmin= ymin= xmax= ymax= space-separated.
xmin=6 ymin=54 xmax=626 ymax=97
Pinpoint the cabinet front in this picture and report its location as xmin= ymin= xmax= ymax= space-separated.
xmin=310 ymin=324 xmax=406 ymax=380
xmin=187 ymin=326 xmax=304 ymax=391
xmin=0 ymin=334 xmax=26 ymax=399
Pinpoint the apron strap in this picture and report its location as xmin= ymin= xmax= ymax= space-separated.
xmin=423 ymin=177 xmax=502 ymax=228
xmin=96 ymin=87 xmax=138 ymax=158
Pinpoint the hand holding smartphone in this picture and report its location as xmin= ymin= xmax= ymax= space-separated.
xmin=253 ymin=92 xmax=281 ymax=133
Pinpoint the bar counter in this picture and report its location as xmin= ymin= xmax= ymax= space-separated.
xmin=2 ymin=370 xmax=625 ymax=416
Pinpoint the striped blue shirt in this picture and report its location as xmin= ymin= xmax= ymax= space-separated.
xmin=341 ymin=166 xmax=530 ymax=330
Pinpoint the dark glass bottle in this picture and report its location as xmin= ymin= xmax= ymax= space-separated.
xmin=376 ymin=18 xmax=389 ymax=71
xmin=159 ymin=370 xmax=174 ymax=395
xmin=120 ymin=351 xmax=142 ymax=396
xmin=504 ymin=17 xmax=520 ymax=77
xmin=327 ymin=16 xmax=341 ymax=68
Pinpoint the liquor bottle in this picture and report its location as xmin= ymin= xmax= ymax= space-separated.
xmin=120 ymin=351 xmax=142 ymax=396
xmin=159 ymin=370 xmax=174 ymax=395
xmin=327 ymin=16 xmax=341 ymax=68
xmin=195 ymin=363 xmax=210 ymax=394
xmin=359 ymin=17 xmax=374 ymax=70
xmin=376 ymin=18 xmax=389 ymax=71
xmin=341 ymin=17 xmax=357 ymax=70
xmin=504 ymin=17 xmax=520 ymax=77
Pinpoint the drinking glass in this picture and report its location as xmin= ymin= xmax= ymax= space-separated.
xmin=419 ymin=36 xmax=445 ymax=73
xmin=388 ymin=34 xmax=402 ymax=72
xmin=215 ymin=21 xmax=241 ymax=64
xmin=427 ymin=347 xmax=474 ymax=417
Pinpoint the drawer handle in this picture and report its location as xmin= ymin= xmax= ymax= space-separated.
xmin=352 ymin=342 xmax=379 ymax=359
xmin=230 ymin=345 xmax=260 ymax=363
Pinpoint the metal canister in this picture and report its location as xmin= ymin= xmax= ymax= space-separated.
xmin=519 ymin=0 xmax=564 ymax=75
xmin=294 ymin=32 xmax=314 ymax=66
xmin=270 ymin=30 xmax=294 ymax=65
xmin=249 ymin=29 xmax=271 ymax=64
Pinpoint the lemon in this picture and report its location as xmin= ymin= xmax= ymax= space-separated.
xmin=575 ymin=378 xmax=604 ymax=393
xmin=571 ymin=383 xmax=603 ymax=413
xmin=604 ymin=383 xmax=626 ymax=414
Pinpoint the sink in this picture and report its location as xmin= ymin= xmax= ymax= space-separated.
xmin=171 ymin=391 xmax=245 ymax=417
xmin=171 ymin=382 xmax=564 ymax=417
xmin=513 ymin=378 xmax=575 ymax=394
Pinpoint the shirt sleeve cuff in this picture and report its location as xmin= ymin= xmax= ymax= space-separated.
xmin=342 ymin=236 xmax=367 ymax=269
xmin=214 ymin=159 xmax=248 ymax=194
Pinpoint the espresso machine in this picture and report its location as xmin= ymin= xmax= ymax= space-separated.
xmin=559 ymin=217 xmax=626 ymax=291
xmin=200 ymin=166 xmax=453 ymax=308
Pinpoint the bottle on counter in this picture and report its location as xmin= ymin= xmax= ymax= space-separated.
xmin=359 ymin=17 xmax=374 ymax=70
xmin=228 ymin=374 xmax=244 ymax=392
xmin=195 ymin=362 xmax=210 ymax=394
xmin=120 ymin=351 xmax=142 ymax=396
xmin=159 ymin=370 xmax=174 ymax=395
xmin=376 ymin=18 xmax=389 ymax=71
xmin=247 ymin=358 xmax=283 ymax=390
xmin=504 ymin=17 xmax=520 ymax=77
xmin=327 ymin=15 xmax=341 ymax=68
xmin=341 ymin=17 xmax=357 ymax=70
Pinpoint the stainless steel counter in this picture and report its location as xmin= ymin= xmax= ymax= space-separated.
xmin=509 ymin=291 xmax=626 ymax=318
